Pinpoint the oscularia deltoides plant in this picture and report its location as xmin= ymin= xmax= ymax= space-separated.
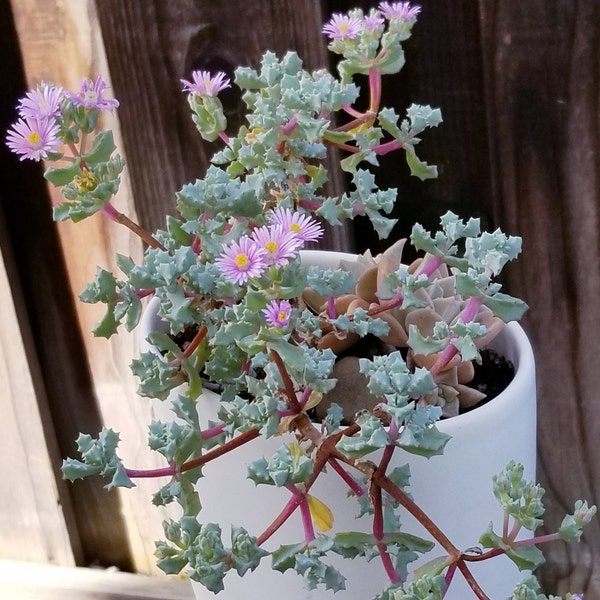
xmin=7 ymin=3 xmax=595 ymax=599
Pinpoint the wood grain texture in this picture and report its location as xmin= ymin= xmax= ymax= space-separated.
xmin=7 ymin=0 xmax=172 ymax=574
xmin=1 ymin=0 xmax=139 ymax=571
xmin=94 ymin=0 xmax=349 ymax=249
xmin=0 ymin=226 xmax=74 ymax=567
xmin=0 ymin=560 xmax=194 ymax=600
xmin=478 ymin=0 xmax=600 ymax=595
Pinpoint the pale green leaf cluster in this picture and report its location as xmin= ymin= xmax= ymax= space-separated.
xmin=492 ymin=461 xmax=546 ymax=532
xmin=271 ymin=537 xmax=346 ymax=592
xmin=61 ymin=428 xmax=132 ymax=490
xmin=559 ymin=500 xmax=598 ymax=542
xmin=247 ymin=443 xmax=313 ymax=487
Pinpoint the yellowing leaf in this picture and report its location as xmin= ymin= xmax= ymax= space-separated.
xmin=303 ymin=390 xmax=323 ymax=411
xmin=307 ymin=494 xmax=334 ymax=532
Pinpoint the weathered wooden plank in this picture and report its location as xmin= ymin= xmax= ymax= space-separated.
xmin=1 ymin=0 xmax=141 ymax=572
xmin=94 ymin=0 xmax=349 ymax=249
xmin=0 ymin=560 xmax=194 ymax=600
xmin=0 ymin=223 xmax=74 ymax=567
xmin=7 ymin=0 xmax=170 ymax=574
xmin=478 ymin=1 xmax=600 ymax=595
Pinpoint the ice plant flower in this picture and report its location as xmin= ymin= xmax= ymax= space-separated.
xmin=181 ymin=70 xmax=231 ymax=97
xmin=215 ymin=236 xmax=267 ymax=284
xmin=363 ymin=13 xmax=386 ymax=34
xmin=378 ymin=1 xmax=421 ymax=21
xmin=262 ymin=299 xmax=292 ymax=328
xmin=5 ymin=117 xmax=61 ymax=161
xmin=322 ymin=13 xmax=363 ymax=40
xmin=251 ymin=225 xmax=301 ymax=266
xmin=18 ymin=82 xmax=64 ymax=120
xmin=66 ymin=75 xmax=119 ymax=112
xmin=268 ymin=208 xmax=324 ymax=244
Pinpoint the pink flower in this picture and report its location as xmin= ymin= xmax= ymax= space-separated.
xmin=215 ymin=236 xmax=267 ymax=284
xmin=378 ymin=2 xmax=421 ymax=21
xmin=262 ymin=299 xmax=292 ymax=328
xmin=269 ymin=208 xmax=324 ymax=244
xmin=251 ymin=225 xmax=301 ymax=266
xmin=18 ymin=83 xmax=64 ymax=120
xmin=363 ymin=14 xmax=385 ymax=33
xmin=322 ymin=13 xmax=363 ymax=40
xmin=6 ymin=117 xmax=61 ymax=161
xmin=181 ymin=71 xmax=231 ymax=97
xmin=66 ymin=76 xmax=119 ymax=112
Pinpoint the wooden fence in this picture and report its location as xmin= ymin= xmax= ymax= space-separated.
xmin=1 ymin=0 xmax=598 ymax=596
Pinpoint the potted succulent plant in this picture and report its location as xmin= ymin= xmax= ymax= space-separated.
xmin=6 ymin=3 xmax=595 ymax=600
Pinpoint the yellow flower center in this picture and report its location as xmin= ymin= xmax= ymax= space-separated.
xmin=290 ymin=223 xmax=302 ymax=233
xmin=277 ymin=310 xmax=288 ymax=323
xmin=27 ymin=132 xmax=41 ymax=145
xmin=74 ymin=169 xmax=98 ymax=192
xmin=234 ymin=253 xmax=249 ymax=268
xmin=245 ymin=128 xmax=265 ymax=144
xmin=265 ymin=241 xmax=278 ymax=253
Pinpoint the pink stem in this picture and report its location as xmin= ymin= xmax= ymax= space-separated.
xmin=430 ymin=296 xmax=484 ymax=376
xmin=257 ymin=494 xmax=303 ymax=546
xmin=512 ymin=532 xmax=560 ymax=548
xmin=299 ymin=387 xmax=313 ymax=408
xmin=327 ymin=295 xmax=336 ymax=319
xmin=135 ymin=288 xmax=155 ymax=299
xmin=100 ymin=201 xmax=167 ymax=250
xmin=201 ymin=422 xmax=226 ymax=441
xmin=444 ymin=562 xmax=457 ymax=597
xmin=327 ymin=458 xmax=366 ymax=497
xmin=372 ymin=442 xmax=402 ymax=584
xmin=377 ymin=542 xmax=402 ymax=584
xmin=368 ymin=67 xmax=382 ymax=113
xmin=286 ymin=485 xmax=315 ymax=544
xmin=341 ymin=103 xmax=363 ymax=118
xmin=373 ymin=139 xmax=402 ymax=155
xmin=125 ymin=428 xmax=260 ymax=479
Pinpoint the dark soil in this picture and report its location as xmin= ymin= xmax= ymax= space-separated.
xmin=170 ymin=328 xmax=515 ymax=417
xmin=459 ymin=348 xmax=514 ymax=415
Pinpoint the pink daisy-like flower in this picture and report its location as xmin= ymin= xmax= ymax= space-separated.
xmin=269 ymin=208 xmax=324 ymax=244
xmin=66 ymin=75 xmax=119 ymax=112
xmin=262 ymin=299 xmax=292 ymax=328
xmin=181 ymin=71 xmax=231 ymax=97
xmin=18 ymin=83 xmax=64 ymax=120
xmin=378 ymin=2 xmax=421 ymax=21
xmin=6 ymin=117 xmax=61 ymax=161
xmin=363 ymin=14 xmax=386 ymax=33
xmin=215 ymin=236 xmax=267 ymax=285
xmin=251 ymin=224 xmax=302 ymax=267
xmin=322 ymin=13 xmax=363 ymax=40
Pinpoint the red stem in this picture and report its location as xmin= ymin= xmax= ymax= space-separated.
xmin=368 ymin=67 xmax=382 ymax=113
xmin=125 ymin=428 xmax=260 ymax=479
xmin=287 ymin=485 xmax=316 ymax=544
xmin=271 ymin=349 xmax=302 ymax=413
xmin=372 ymin=442 xmax=402 ymax=583
xmin=256 ymin=493 xmax=303 ymax=546
xmin=455 ymin=560 xmax=491 ymax=600
xmin=327 ymin=458 xmax=365 ymax=497
xmin=101 ymin=201 xmax=166 ymax=251
xmin=374 ymin=473 xmax=459 ymax=558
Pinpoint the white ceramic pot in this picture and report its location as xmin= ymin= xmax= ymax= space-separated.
xmin=139 ymin=250 xmax=536 ymax=600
